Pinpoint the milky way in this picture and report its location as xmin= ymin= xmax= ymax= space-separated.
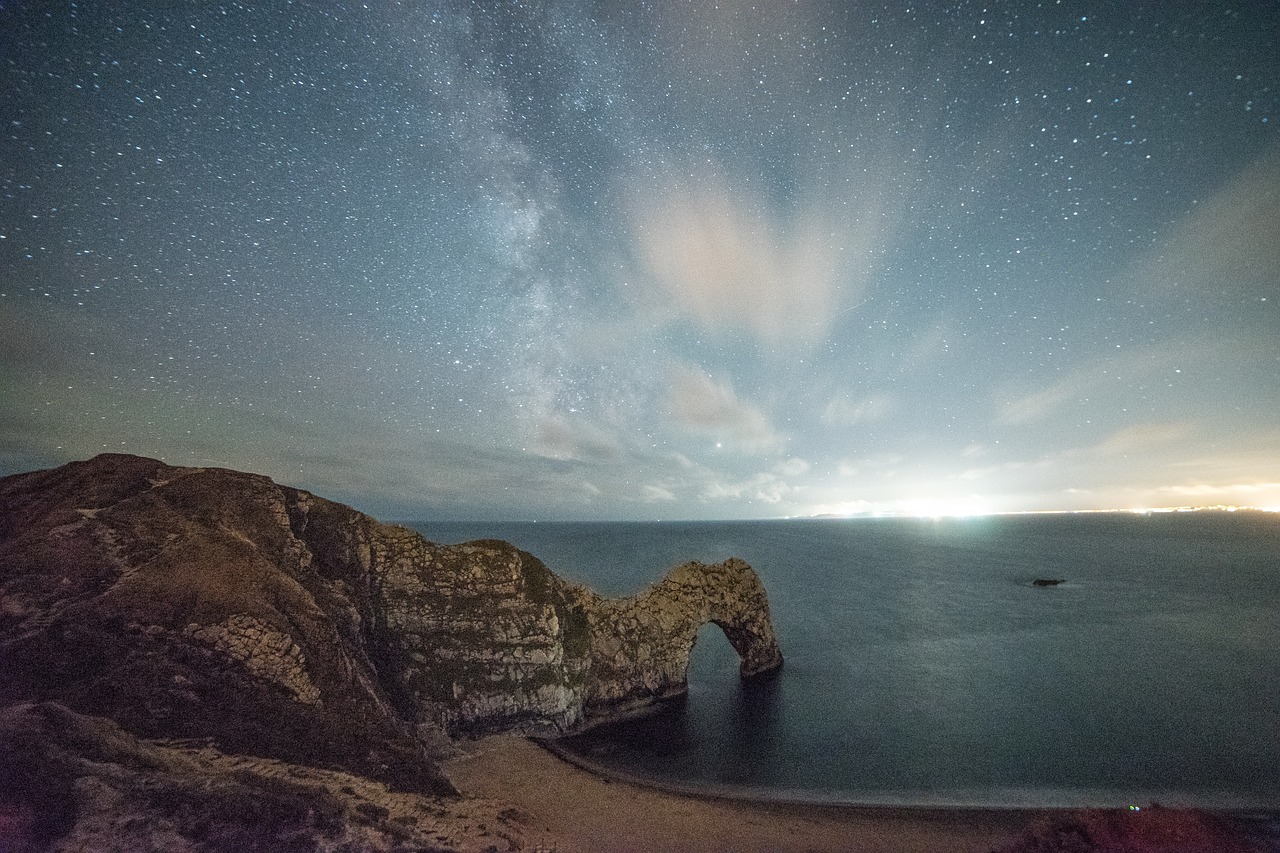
xmin=3 ymin=2 xmax=1277 ymax=519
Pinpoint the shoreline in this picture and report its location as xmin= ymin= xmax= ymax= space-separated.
xmin=444 ymin=735 xmax=1279 ymax=853
xmin=538 ymin=735 xmax=1280 ymax=814
xmin=443 ymin=734 xmax=1047 ymax=853
xmin=536 ymin=734 xmax=1059 ymax=814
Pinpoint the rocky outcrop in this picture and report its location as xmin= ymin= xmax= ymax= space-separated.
xmin=0 ymin=454 xmax=455 ymax=794
xmin=369 ymin=535 xmax=594 ymax=736
xmin=0 ymin=452 xmax=782 ymax=749
xmin=992 ymin=805 xmax=1263 ymax=853
xmin=581 ymin=558 xmax=783 ymax=719
xmin=0 ymin=701 xmax=528 ymax=853
xmin=0 ymin=453 xmax=784 ymax=848
xmin=387 ymin=541 xmax=784 ymax=735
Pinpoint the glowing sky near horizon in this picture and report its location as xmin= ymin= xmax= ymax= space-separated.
xmin=2 ymin=2 xmax=1278 ymax=520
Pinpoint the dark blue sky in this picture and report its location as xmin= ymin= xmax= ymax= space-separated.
xmin=3 ymin=1 xmax=1277 ymax=519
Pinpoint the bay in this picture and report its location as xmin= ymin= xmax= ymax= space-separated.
xmin=411 ymin=513 xmax=1280 ymax=808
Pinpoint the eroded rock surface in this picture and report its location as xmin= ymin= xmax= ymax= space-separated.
xmin=582 ymin=558 xmax=783 ymax=719
xmin=0 ymin=452 xmax=782 ymax=754
xmin=0 ymin=454 xmax=454 ymax=794
xmin=0 ymin=701 xmax=529 ymax=853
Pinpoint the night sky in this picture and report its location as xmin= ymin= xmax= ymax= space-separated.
xmin=3 ymin=2 xmax=1277 ymax=520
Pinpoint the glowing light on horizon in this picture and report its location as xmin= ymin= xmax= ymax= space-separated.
xmin=808 ymin=493 xmax=994 ymax=519
xmin=804 ymin=497 xmax=1280 ymax=520
xmin=898 ymin=496 xmax=992 ymax=518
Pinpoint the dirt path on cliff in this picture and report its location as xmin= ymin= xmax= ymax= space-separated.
xmin=443 ymin=735 xmax=1034 ymax=853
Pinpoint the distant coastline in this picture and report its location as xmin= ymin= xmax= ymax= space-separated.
xmin=803 ymin=505 xmax=1278 ymax=520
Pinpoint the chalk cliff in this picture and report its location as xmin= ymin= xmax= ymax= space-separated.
xmin=581 ymin=557 xmax=784 ymax=718
xmin=0 ymin=452 xmax=781 ymax=762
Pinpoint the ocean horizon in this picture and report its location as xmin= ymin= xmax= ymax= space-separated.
xmin=412 ymin=513 xmax=1280 ymax=809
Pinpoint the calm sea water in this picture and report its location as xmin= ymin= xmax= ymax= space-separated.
xmin=411 ymin=514 xmax=1280 ymax=808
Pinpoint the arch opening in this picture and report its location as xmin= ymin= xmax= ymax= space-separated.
xmin=687 ymin=622 xmax=744 ymax=693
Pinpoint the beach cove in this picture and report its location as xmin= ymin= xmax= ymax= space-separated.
xmin=445 ymin=735 xmax=1037 ymax=852
xmin=445 ymin=736 xmax=1278 ymax=852
xmin=419 ymin=515 xmax=1280 ymax=811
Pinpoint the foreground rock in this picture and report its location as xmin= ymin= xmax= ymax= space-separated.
xmin=0 ymin=453 xmax=783 ymax=849
xmin=990 ymin=805 xmax=1267 ymax=853
xmin=0 ymin=701 xmax=526 ymax=853
xmin=1 ymin=454 xmax=455 ymax=794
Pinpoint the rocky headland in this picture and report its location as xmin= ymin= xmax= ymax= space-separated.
xmin=0 ymin=453 xmax=782 ymax=851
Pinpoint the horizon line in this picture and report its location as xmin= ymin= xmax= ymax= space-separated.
xmin=394 ymin=505 xmax=1279 ymax=525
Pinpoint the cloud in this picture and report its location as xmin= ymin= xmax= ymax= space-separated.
xmin=1150 ymin=482 xmax=1280 ymax=506
xmin=529 ymin=415 xmax=621 ymax=462
xmin=996 ymin=372 xmax=1092 ymax=425
xmin=701 ymin=471 xmax=797 ymax=504
xmin=957 ymin=459 xmax=1042 ymax=481
xmin=836 ymin=454 xmax=903 ymax=478
xmin=667 ymin=365 xmax=785 ymax=453
xmin=628 ymin=170 xmax=868 ymax=346
xmin=822 ymin=394 xmax=893 ymax=426
xmin=1089 ymin=422 xmax=1193 ymax=457
xmin=1130 ymin=146 xmax=1280 ymax=300
xmin=995 ymin=341 xmax=1204 ymax=426
xmin=773 ymin=457 xmax=811 ymax=477
xmin=899 ymin=317 xmax=957 ymax=373
xmin=642 ymin=484 xmax=676 ymax=502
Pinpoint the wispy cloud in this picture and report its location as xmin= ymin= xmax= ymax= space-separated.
xmin=701 ymin=468 xmax=801 ymax=504
xmin=994 ymin=341 xmax=1202 ymax=426
xmin=628 ymin=169 xmax=872 ymax=346
xmin=666 ymin=365 xmax=785 ymax=453
xmin=1150 ymin=482 xmax=1280 ymax=505
xmin=642 ymin=483 xmax=676 ymax=502
xmin=823 ymin=394 xmax=894 ymax=426
xmin=530 ymin=415 xmax=620 ymax=462
xmin=1129 ymin=146 xmax=1280 ymax=300
xmin=995 ymin=372 xmax=1093 ymax=425
xmin=1088 ymin=422 xmax=1193 ymax=458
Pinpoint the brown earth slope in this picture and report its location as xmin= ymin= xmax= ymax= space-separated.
xmin=0 ymin=453 xmax=784 ymax=850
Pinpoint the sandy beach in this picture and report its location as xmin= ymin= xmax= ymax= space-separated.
xmin=443 ymin=735 xmax=1039 ymax=853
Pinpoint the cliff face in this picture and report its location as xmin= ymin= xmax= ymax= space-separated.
xmin=0 ymin=454 xmax=782 ymax=761
xmin=0 ymin=454 xmax=453 ymax=793
xmin=380 ymin=542 xmax=784 ymax=735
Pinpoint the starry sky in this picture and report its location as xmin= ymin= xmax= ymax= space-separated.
xmin=3 ymin=1 xmax=1278 ymax=520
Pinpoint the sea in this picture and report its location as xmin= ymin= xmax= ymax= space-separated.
xmin=410 ymin=513 xmax=1280 ymax=809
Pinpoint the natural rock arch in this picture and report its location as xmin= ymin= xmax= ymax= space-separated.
xmin=0 ymin=453 xmax=784 ymax=748
xmin=578 ymin=558 xmax=784 ymax=721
